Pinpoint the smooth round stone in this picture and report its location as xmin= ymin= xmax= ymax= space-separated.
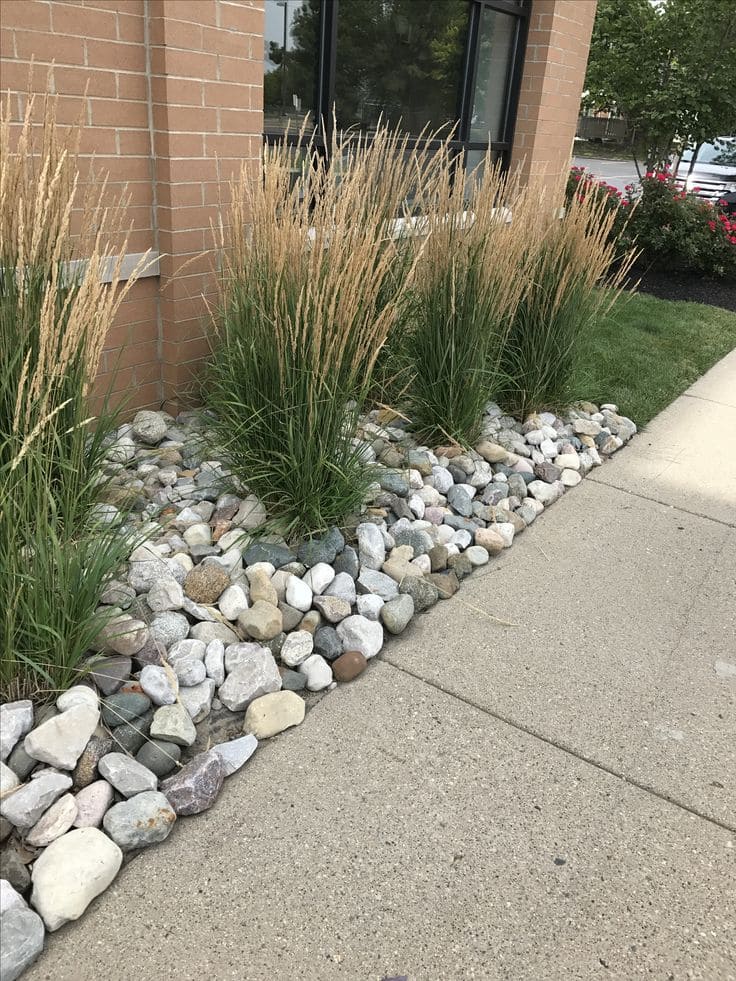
xmin=324 ymin=572 xmax=357 ymax=604
xmin=243 ymin=691 xmax=306 ymax=738
xmin=73 ymin=780 xmax=114 ymax=828
xmin=313 ymin=626 xmax=343 ymax=661
xmin=218 ymin=584 xmax=249 ymax=621
xmin=332 ymin=651 xmax=368 ymax=683
xmin=398 ymin=577 xmax=439 ymax=612
xmin=561 ymin=469 xmax=582 ymax=487
xmin=302 ymin=562 xmax=335 ymax=596
xmin=380 ymin=594 xmax=414 ymax=635
xmin=139 ymin=664 xmax=178 ymax=706
xmin=101 ymin=692 xmax=151 ymax=728
xmin=135 ymin=739 xmax=181 ymax=778
xmin=297 ymin=654 xmax=333 ymax=691
xmin=474 ymin=527 xmax=505 ymax=555
xmin=280 ymin=630 xmax=314 ymax=668
xmin=30 ymin=828 xmax=122 ymax=931
xmin=285 ymin=575 xmax=313 ymax=612
xmin=172 ymin=657 xmax=206 ymax=687
xmin=466 ymin=545 xmax=489 ymax=566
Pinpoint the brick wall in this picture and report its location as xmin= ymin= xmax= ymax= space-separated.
xmin=511 ymin=0 xmax=597 ymax=189
xmin=0 ymin=0 xmax=264 ymax=411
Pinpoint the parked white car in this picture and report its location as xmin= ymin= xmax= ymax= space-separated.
xmin=674 ymin=137 xmax=736 ymax=210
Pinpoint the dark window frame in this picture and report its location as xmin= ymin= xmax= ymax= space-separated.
xmin=263 ymin=0 xmax=530 ymax=172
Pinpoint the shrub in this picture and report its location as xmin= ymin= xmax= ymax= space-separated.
xmin=207 ymin=125 xmax=430 ymax=540
xmin=0 ymin=93 xmax=147 ymax=699
xmin=497 ymin=184 xmax=636 ymax=419
xmin=397 ymin=149 xmax=534 ymax=446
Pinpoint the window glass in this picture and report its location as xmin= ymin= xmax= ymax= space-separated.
xmin=264 ymin=0 xmax=321 ymax=133
xmin=470 ymin=7 xmax=517 ymax=143
xmin=334 ymin=0 xmax=470 ymax=137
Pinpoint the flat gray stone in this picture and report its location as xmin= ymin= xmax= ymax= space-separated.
xmin=212 ymin=734 xmax=258 ymax=776
xmin=149 ymin=704 xmax=197 ymax=747
xmin=0 ymin=701 xmax=33 ymax=762
xmin=103 ymin=791 xmax=177 ymax=851
xmin=0 ymin=770 xmax=73 ymax=831
xmin=0 ymin=905 xmax=45 ymax=980
xmin=357 ymin=568 xmax=399 ymax=601
xmin=218 ymin=648 xmax=281 ymax=712
xmin=97 ymin=753 xmax=158 ymax=798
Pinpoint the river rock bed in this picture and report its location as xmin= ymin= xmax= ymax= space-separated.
xmin=0 ymin=398 xmax=636 ymax=979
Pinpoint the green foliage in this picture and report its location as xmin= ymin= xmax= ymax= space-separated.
xmin=584 ymin=0 xmax=736 ymax=170
xmin=576 ymin=291 xmax=736 ymax=425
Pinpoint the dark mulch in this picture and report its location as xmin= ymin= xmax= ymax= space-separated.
xmin=627 ymin=264 xmax=736 ymax=312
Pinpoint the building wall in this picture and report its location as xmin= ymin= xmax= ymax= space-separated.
xmin=0 ymin=0 xmax=264 ymax=411
xmin=511 ymin=0 xmax=597 ymax=188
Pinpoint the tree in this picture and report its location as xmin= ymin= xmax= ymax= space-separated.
xmin=584 ymin=0 xmax=736 ymax=173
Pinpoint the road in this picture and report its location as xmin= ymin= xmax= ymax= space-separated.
xmin=572 ymin=155 xmax=640 ymax=192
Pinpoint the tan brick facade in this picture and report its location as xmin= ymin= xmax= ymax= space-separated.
xmin=511 ymin=0 xmax=597 ymax=186
xmin=1 ymin=0 xmax=595 ymax=411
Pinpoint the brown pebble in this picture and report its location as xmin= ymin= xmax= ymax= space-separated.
xmin=333 ymin=651 xmax=367 ymax=682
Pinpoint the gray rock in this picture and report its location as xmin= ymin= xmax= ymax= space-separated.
xmin=357 ymin=568 xmax=399 ymax=601
xmin=25 ymin=793 xmax=78 ymax=846
xmin=109 ymin=710 xmax=154 ymax=756
xmin=0 ymin=880 xmax=26 ymax=915
xmin=218 ymin=648 xmax=281 ymax=712
xmin=150 ymin=611 xmax=190 ymax=648
xmin=313 ymin=626 xmax=343 ymax=661
xmin=446 ymin=485 xmax=473 ymax=516
xmin=0 ymin=761 xmax=19 ymax=797
xmin=279 ymin=668 xmax=307 ymax=691
xmin=88 ymin=655 xmax=132 ymax=696
xmin=172 ymin=657 xmax=206 ymax=687
xmin=278 ymin=601 xmax=303 ymax=632
xmin=333 ymin=545 xmax=360 ymax=579
xmin=224 ymin=641 xmax=269 ymax=673
xmin=0 ymin=842 xmax=30 ymax=893
xmin=160 ymin=750 xmax=225 ymax=816
xmin=101 ymin=692 xmax=151 ymax=728
xmin=336 ymin=615 xmax=384 ymax=659
xmin=30 ymin=827 xmax=122 ymax=931
xmin=0 ymin=701 xmax=33 ymax=762
xmin=6 ymin=739 xmax=37 ymax=782
xmin=297 ymin=536 xmax=338 ymax=568
xmin=189 ymin=621 xmax=240 ymax=646
xmin=392 ymin=528 xmax=433 ymax=556
xmin=146 ymin=577 xmax=185 ymax=613
xmin=324 ymin=572 xmax=357 ymax=604
xmin=0 ymin=905 xmax=45 ymax=980
xmin=356 ymin=522 xmax=386 ymax=570
xmin=149 ymin=704 xmax=197 ymax=747
xmin=103 ymin=791 xmax=176 ymax=851
xmin=0 ymin=770 xmax=72 ymax=831
xmin=204 ymin=640 xmax=226 ymax=685
xmin=243 ymin=542 xmax=294 ymax=569
xmin=98 ymin=752 xmax=157 ymax=797
xmin=178 ymin=678 xmax=215 ymax=723
xmin=280 ymin=630 xmax=314 ymax=667
xmin=212 ymin=734 xmax=258 ymax=776
xmin=380 ymin=594 xmax=415 ymax=634
xmin=135 ymin=740 xmax=182 ymax=778
xmin=139 ymin=664 xmax=178 ymax=706
xmin=399 ymin=576 xmax=439 ymax=613
xmin=99 ymin=616 xmax=148 ymax=657
xmin=379 ymin=471 xmax=409 ymax=496
xmin=132 ymin=410 xmax=168 ymax=445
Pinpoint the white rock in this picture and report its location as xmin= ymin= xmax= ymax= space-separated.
xmin=408 ymin=493 xmax=425 ymax=518
xmin=183 ymin=523 xmax=212 ymax=547
xmin=146 ymin=577 xmax=184 ymax=612
xmin=172 ymin=657 xmax=206 ymax=687
xmin=555 ymin=453 xmax=580 ymax=471
xmin=218 ymin=584 xmax=249 ymax=620
xmin=280 ymin=630 xmax=314 ymax=667
xmin=336 ymin=615 xmax=384 ymax=659
xmin=204 ymin=640 xmax=226 ymax=686
xmin=495 ymin=522 xmax=515 ymax=548
xmin=24 ymin=703 xmax=100 ymax=770
xmin=243 ymin=691 xmax=305 ymax=738
xmin=167 ymin=639 xmax=206 ymax=662
xmin=1 ymin=761 xmax=20 ymax=797
xmin=178 ymin=678 xmax=215 ymax=722
xmin=431 ymin=466 xmax=453 ymax=494
xmin=73 ymin=780 xmax=114 ymax=828
xmin=356 ymin=522 xmax=385 ymax=570
xmin=540 ymin=438 xmax=558 ymax=457
xmin=561 ymin=469 xmax=582 ymax=487
xmin=452 ymin=530 xmax=472 ymax=550
xmin=411 ymin=555 xmax=431 ymax=573
xmin=245 ymin=561 xmax=275 ymax=582
xmin=298 ymin=654 xmax=333 ymax=691
xmin=139 ymin=664 xmax=179 ymax=706
xmin=324 ymin=572 xmax=357 ymax=604
xmin=25 ymin=793 xmax=78 ymax=847
xmin=212 ymin=734 xmax=258 ymax=776
xmin=0 ymin=701 xmax=34 ymax=761
xmin=435 ymin=525 xmax=455 ymax=545
xmin=30 ymin=828 xmax=123 ymax=931
xmin=528 ymin=480 xmax=562 ymax=506
xmin=285 ymin=575 xmax=313 ymax=612
xmin=218 ymin=648 xmax=281 ymax=712
xmin=56 ymin=686 xmax=98 ymax=712
xmin=356 ymin=594 xmax=384 ymax=620
xmin=224 ymin=641 xmax=269 ymax=673
xmin=466 ymin=545 xmax=489 ymax=566
xmin=0 ymin=770 xmax=72 ymax=831
xmin=1 ymin=879 xmax=26 ymax=914
xmin=303 ymin=562 xmax=335 ymax=595
xmin=216 ymin=528 xmax=248 ymax=552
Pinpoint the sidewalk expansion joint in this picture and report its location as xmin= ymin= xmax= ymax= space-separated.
xmin=587 ymin=474 xmax=736 ymax=528
xmin=681 ymin=392 xmax=735 ymax=409
xmin=379 ymin=657 xmax=736 ymax=836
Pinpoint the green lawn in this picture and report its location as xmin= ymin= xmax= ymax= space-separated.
xmin=572 ymin=140 xmax=632 ymax=162
xmin=577 ymin=291 xmax=736 ymax=425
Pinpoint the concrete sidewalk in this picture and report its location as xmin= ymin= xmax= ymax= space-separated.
xmin=28 ymin=353 xmax=736 ymax=981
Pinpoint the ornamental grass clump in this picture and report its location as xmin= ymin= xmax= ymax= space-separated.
xmin=398 ymin=148 xmax=535 ymax=446
xmin=497 ymin=181 xmax=637 ymax=419
xmin=0 ymin=92 xmax=148 ymax=699
xmin=207 ymin=124 xmax=434 ymax=539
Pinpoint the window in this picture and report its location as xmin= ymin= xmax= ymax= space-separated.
xmin=263 ymin=0 xmax=529 ymax=171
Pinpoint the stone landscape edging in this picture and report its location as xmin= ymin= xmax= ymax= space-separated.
xmin=0 ymin=398 xmax=637 ymax=980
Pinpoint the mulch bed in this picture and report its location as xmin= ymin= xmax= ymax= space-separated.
xmin=627 ymin=264 xmax=736 ymax=313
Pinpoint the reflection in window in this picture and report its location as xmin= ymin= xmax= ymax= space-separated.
xmin=334 ymin=0 xmax=469 ymax=136
xmin=471 ymin=7 xmax=517 ymax=144
xmin=264 ymin=0 xmax=321 ymax=133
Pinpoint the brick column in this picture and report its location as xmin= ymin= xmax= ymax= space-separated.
xmin=511 ymin=0 xmax=597 ymax=188
xmin=148 ymin=0 xmax=264 ymax=411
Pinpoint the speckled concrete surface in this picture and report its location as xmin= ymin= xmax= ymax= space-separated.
xmin=25 ymin=662 xmax=735 ymax=981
